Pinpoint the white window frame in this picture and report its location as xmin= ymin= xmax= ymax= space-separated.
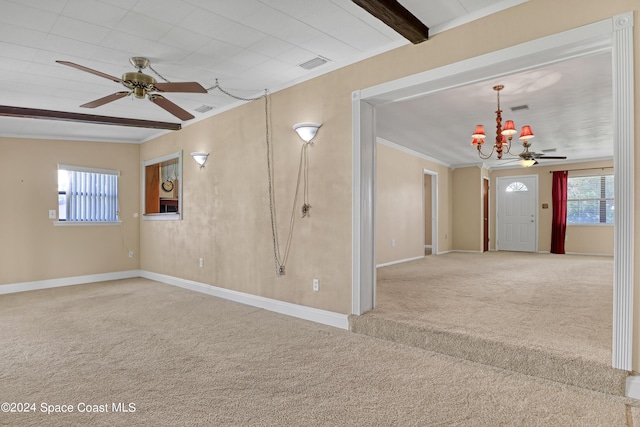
xmin=142 ymin=151 xmax=183 ymax=221
xmin=55 ymin=164 xmax=121 ymax=226
xmin=567 ymin=174 xmax=614 ymax=226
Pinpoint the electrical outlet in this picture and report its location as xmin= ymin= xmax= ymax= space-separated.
xmin=199 ymin=258 xmax=204 ymax=268
xmin=128 ymin=251 xmax=134 ymax=258
xmin=313 ymin=279 xmax=319 ymax=292
xmin=391 ymin=239 xmax=396 ymax=247
xmin=48 ymin=210 xmax=56 ymax=219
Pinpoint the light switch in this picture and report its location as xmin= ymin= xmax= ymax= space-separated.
xmin=48 ymin=210 xmax=57 ymax=219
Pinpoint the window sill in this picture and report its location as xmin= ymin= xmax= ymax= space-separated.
xmin=142 ymin=213 xmax=181 ymax=221
xmin=567 ymin=223 xmax=613 ymax=227
xmin=53 ymin=221 xmax=122 ymax=227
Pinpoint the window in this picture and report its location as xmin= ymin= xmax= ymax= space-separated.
xmin=567 ymin=175 xmax=614 ymax=224
xmin=58 ymin=164 xmax=119 ymax=223
xmin=506 ymin=181 xmax=528 ymax=192
xmin=142 ymin=151 xmax=182 ymax=220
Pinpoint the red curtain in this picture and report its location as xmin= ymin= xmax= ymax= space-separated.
xmin=551 ymin=171 xmax=568 ymax=254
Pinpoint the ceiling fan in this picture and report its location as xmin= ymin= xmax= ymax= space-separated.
xmin=56 ymin=57 xmax=207 ymax=121
xmin=515 ymin=142 xmax=567 ymax=166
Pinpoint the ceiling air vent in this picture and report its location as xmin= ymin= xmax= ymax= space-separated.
xmin=299 ymin=56 xmax=329 ymax=70
xmin=195 ymin=105 xmax=214 ymax=113
xmin=510 ymin=105 xmax=529 ymax=112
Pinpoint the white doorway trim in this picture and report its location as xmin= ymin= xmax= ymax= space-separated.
xmin=482 ymin=175 xmax=490 ymax=252
xmin=351 ymin=13 xmax=634 ymax=370
xmin=423 ymin=169 xmax=438 ymax=255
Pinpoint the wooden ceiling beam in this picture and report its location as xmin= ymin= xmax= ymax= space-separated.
xmin=352 ymin=0 xmax=429 ymax=44
xmin=0 ymin=105 xmax=182 ymax=131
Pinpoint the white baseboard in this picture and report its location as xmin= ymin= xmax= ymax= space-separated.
xmin=626 ymin=375 xmax=640 ymax=399
xmin=565 ymin=252 xmax=614 ymax=257
xmin=139 ymin=271 xmax=349 ymax=330
xmin=0 ymin=270 xmax=141 ymax=295
xmin=376 ymin=255 xmax=424 ymax=268
xmin=0 ymin=270 xmax=349 ymax=330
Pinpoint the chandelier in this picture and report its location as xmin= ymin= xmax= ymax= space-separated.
xmin=471 ymin=85 xmax=535 ymax=163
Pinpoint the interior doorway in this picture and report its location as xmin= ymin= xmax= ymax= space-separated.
xmin=423 ymin=170 xmax=437 ymax=256
xmin=351 ymin=13 xmax=634 ymax=370
xmin=483 ymin=177 xmax=489 ymax=252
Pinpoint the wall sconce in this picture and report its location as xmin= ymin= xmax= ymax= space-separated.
xmin=190 ymin=152 xmax=209 ymax=168
xmin=293 ymin=122 xmax=321 ymax=143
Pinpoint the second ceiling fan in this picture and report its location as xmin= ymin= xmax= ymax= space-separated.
xmin=57 ymin=57 xmax=207 ymax=121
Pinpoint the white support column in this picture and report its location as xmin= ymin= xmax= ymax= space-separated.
xmin=612 ymin=12 xmax=634 ymax=371
xmin=352 ymin=91 xmax=376 ymax=315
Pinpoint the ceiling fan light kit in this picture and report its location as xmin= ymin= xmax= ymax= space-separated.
xmin=56 ymin=57 xmax=207 ymax=121
xmin=471 ymin=85 xmax=565 ymax=167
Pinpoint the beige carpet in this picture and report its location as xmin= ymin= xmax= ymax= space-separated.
xmin=351 ymin=252 xmax=624 ymax=395
xmin=0 ymin=278 xmax=636 ymax=426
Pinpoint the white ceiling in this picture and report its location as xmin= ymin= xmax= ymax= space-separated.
xmin=0 ymin=0 xmax=612 ymax=168
xmin=376 ymin=51 xmax=613 ymax=168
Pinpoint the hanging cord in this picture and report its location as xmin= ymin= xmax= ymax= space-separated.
xmin=278 ymin=142 xmax=308 ymax=274
xmin=264 ymin=93 xmax=282 ymax=275
xmin=147 ymin=64 xmax=311 ymax=277
xmin=264 ymin=96 xmax=312 ymax=276
xmin=147 ymin=65 xmax=265 ymax=102
xmin=301 ymin=142 xmax=311 ymax=217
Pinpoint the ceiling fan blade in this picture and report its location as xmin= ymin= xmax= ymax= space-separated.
xmin=539 ymin=156 xmax=567 ymax=159
xmin=149 ymin=94 xmax=194 ymax=121
xmin=154 ymin=82 xmax=208 ymax=93
xmin=80 ymin=91 xmax=130 ymax=108
xmin=56 ymin=60 xmax=122 ymax=83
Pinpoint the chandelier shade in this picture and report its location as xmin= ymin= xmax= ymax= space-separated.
xmin=502 ymin=120 xmax=517 ymax=136
xmin=519 ymin=125 xmax=535 ymax=140
xmin=472 ymin=125 xmax=486 ymax=139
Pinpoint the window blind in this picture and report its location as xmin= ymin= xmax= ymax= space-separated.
xmin=60 ymin=165 xmax=119 ymax=222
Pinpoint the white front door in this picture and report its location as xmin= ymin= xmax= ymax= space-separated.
xmin=496 ymin=176 xmax=537 ymax=252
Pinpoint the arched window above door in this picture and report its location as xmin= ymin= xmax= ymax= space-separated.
xmin=506 ymin=182 xmax=528 ymax=192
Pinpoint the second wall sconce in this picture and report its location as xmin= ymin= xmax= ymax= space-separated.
xmin=191 ymin=152 xmax=209 ymax=168
xmin=293 ymin=122 xmax=321 ymax=144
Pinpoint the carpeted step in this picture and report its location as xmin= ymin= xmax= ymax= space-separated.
xmin=349 ymin=314 xmax=628 ymax=396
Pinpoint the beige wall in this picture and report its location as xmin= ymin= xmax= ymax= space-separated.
xmin=0 ymin=137 xmax=140 ymax=285
xmin=374 ymin=148 xmax=613 ymax=260
xmin=375 ymin=143 xmax=452 ymax=265
xmin=489 ymin=160 xmax=614 ymax=254
xmin=452 ymin=167 xmax=484 ymax=251
xmin=566 ymin=226 xmax=613 ymax=255
xmin=140 ymin=89 xmax=355 ymax=314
